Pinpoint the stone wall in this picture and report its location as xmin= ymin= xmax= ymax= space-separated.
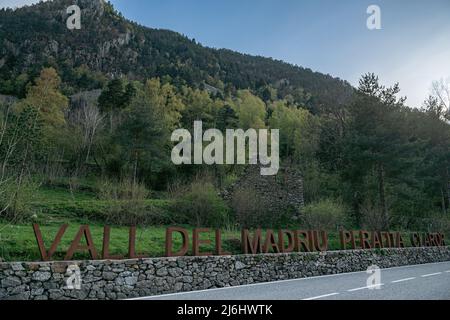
xmin=222 ymin=165 xmax=304 ymax=216
xmin=1 ymin=247 xmax=449 ymax=300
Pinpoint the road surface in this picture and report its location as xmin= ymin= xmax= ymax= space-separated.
xmin=134 ymin=261 xmax=450 ymax=300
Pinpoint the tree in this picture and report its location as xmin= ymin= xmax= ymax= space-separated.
xmin=0 ymin=102 xmax=42 ymax=220
xmin=15 ymin=68 xmax=68 ymax=149
xmin=144 ymin=78 xmax=184 ymax=132
xmin=423 ymin=95 xmax=446 ymax=119
xmin=98 ymin=79 xmax=135 ymax=132
xmin=431 ymin=78 xmax=450 ymax=120
xmin=117 ymin=82 xmax=174 ymax=184
xmin=343 ymin=74 xmax=411 ymax=228
xmin=269 ymin=101 xmax=320 ymax=163
xmin=181 ymin=87 xmax=217 ymax=129
xmin=216 ymin=105 xmax=239 ymax=131
xmin=424 ymin=79 xmax=450 ymax=214
xmin=69 ymin=100 xmax=104 ymax=166
xmin=234 ymin=90 xmax=266 ymax=129
xmin=269 ymin=100 xmax=322 ymax=202
xmin=16 ymin=68 xmax=68 ymax=138
xmin=258 ymin=85 xmax=277 ymax=102
xmin=418 ymin=97 xmax=450 ymax=214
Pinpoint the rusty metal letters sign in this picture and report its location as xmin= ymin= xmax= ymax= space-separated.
xmin=32 ymin=224 xmax=446 ymax=261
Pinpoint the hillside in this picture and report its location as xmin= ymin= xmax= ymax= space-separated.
xmin=0 ymin=0 xmax=353 ymax=111
xmin=0 ymin=0 xmax=448 ymax=262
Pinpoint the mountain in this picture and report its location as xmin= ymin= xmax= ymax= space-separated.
xmin=0 ymin=0 xmax=353 ymax=111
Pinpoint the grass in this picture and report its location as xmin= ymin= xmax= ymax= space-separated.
xmin=31 ymin=198 xmax=173 ymax=222
xmin=0 ymin=223 xmax=244 ymax=262
xmin=34 ymin=185 xmax=96 ymax=202
xmin=0 ymin=217 xmax=344 ymax=262
xmin=0 ymin=183 xmax=407 ymax=262
xmin=27 ymin=184 xmax=173 ymax=224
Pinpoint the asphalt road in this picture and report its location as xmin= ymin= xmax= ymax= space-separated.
xmin=135 ymin=261 xmax=450 ymax=300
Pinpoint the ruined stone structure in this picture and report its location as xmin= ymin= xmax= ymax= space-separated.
xmin=222 ymin=165 xmax=304 ymax=216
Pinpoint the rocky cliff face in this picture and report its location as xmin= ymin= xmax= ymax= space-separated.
xmin=1 ymin=0 xmax=134 ymax=77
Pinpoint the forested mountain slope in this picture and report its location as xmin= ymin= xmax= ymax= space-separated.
xmin=0 ymin=0 xmax=353 ymax=111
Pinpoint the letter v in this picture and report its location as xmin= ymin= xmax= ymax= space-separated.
xmin=33 ymin=224 xmax=68 ymax=261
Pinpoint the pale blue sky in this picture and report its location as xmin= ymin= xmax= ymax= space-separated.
xmin=2 ymin=0 xmax=450 ymax=108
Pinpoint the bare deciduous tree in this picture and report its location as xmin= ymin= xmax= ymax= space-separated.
xmin=431 ymin=78 xmax=450 ymax=120
xmin=69 ymin=97 xmax=104 ymax=168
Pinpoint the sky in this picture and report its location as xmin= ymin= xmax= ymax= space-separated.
xmin=2 ymin=0 xmax=450 ymax=108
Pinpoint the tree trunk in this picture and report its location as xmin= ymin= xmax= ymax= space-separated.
xmin=353 ymin=199 xmax=362 ymax=228
xmin=85 ymin=127 xmax=95 ymax=163
xmin=441 ymin=188 xmax=447 ymax=215
xmin=133 ymin=150 xmax=138 ymax=186
xmin=378 ymin=163 xmax=389 ymax=229
xmin=109 ymin=113 xmax=113 ymax=134
xmin=446 ymin=168 xmax=450 ymax=214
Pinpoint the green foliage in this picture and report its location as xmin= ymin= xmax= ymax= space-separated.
xmin=181 ymin=87 xmax=217 ymax=128
xmin=269 ymin=101 xmax=321 ymax=163
xmin=33 ymin=198 xmax=173 ymax=225
xmin=234 ymin=90 xmax=266 ymax=129
xmin=0 ymin=104 xmax=43 ymax=166
xmin=102 ymin=201 xmax=172 ymax=227
xmin=230 ymin=187 xmax=265 ymax=229
xmin=16 ymin=68 xmax=68 ymax=133
xmin=115 ymin=83 xmax=169 ymax=181
xmin=0 ymin=1 xmax=448 ymax=237
xmin=98 ymin=79 xmax=133 ymax=114
xmin=1 ymin=67 xmax=448 ymax=235
xmin=144 ymin=78 xmax=184 ymax=132
xmin=301 ymin=199 xmax=347 ymax=231
xmin=341 ymin=74 xmax=421 ymax=228
xmin=216 ymin=105 xmax=239 ymax=131
xmin=95 ymin=179 xmax=170 ymax=226
xmin=0 ymin=0 xmax=353 ymax=109
xmin=172 ymin=180 xmax=230 ymax=228
xmin=0 ymin=178 xmax=39 ymax=223
xmin=96 ymin=178 xmax=150 ymax=201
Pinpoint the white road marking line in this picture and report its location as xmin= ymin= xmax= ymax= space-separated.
xmin=347 ymin=284 xmax=384 ymax=292
xmin=445 ymin=270 xmax=450 ymax=273
xmin=391 ymin=277 xmax=416 ymax=283
xmin=303 ymin=292 xmax=340 ymax=300
xmin=128 ymin=261 xmax=450 ymax=300
xmin=421 ymin=272 xmax=442 ymax=278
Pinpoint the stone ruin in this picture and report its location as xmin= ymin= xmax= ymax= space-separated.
xmin=222 ymin=165 xmax=304 ymax=218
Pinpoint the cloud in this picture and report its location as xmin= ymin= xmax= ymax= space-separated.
xmin=0 ymin=0 xmax=49 ymax=9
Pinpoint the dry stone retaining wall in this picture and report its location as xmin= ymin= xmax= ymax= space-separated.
xmin=1 ymin=247 xmax=450 ymax=300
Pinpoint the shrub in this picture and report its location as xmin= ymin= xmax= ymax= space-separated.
xmin=416 ymin=212 xmax=450 ymax=234
xmin=223 ymin=173 xmax=239 ymax=189
xmin=230 ymin=186 xmax=298 ymax=228
xmin=103 ymin=200 xmax=170 ymax=226
xmin=172 ymin=180 xmax=230 ymax=228
xmin=96 ymin=178 xmax=149 ymax=201
xmin=301 ymin=199 xmax=347 ymax=231
xmin=231 ymin=188 xmax=265 ymax=228
xmin=94 ymin=178 xmax=164 ymax=226
xmin=360 ymin=201 xmax=389 ymax=230
xmin=0 ymin=178 xmax=39 ymax=223
xmin=391 ymin=208 xmax=450 ymax=234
